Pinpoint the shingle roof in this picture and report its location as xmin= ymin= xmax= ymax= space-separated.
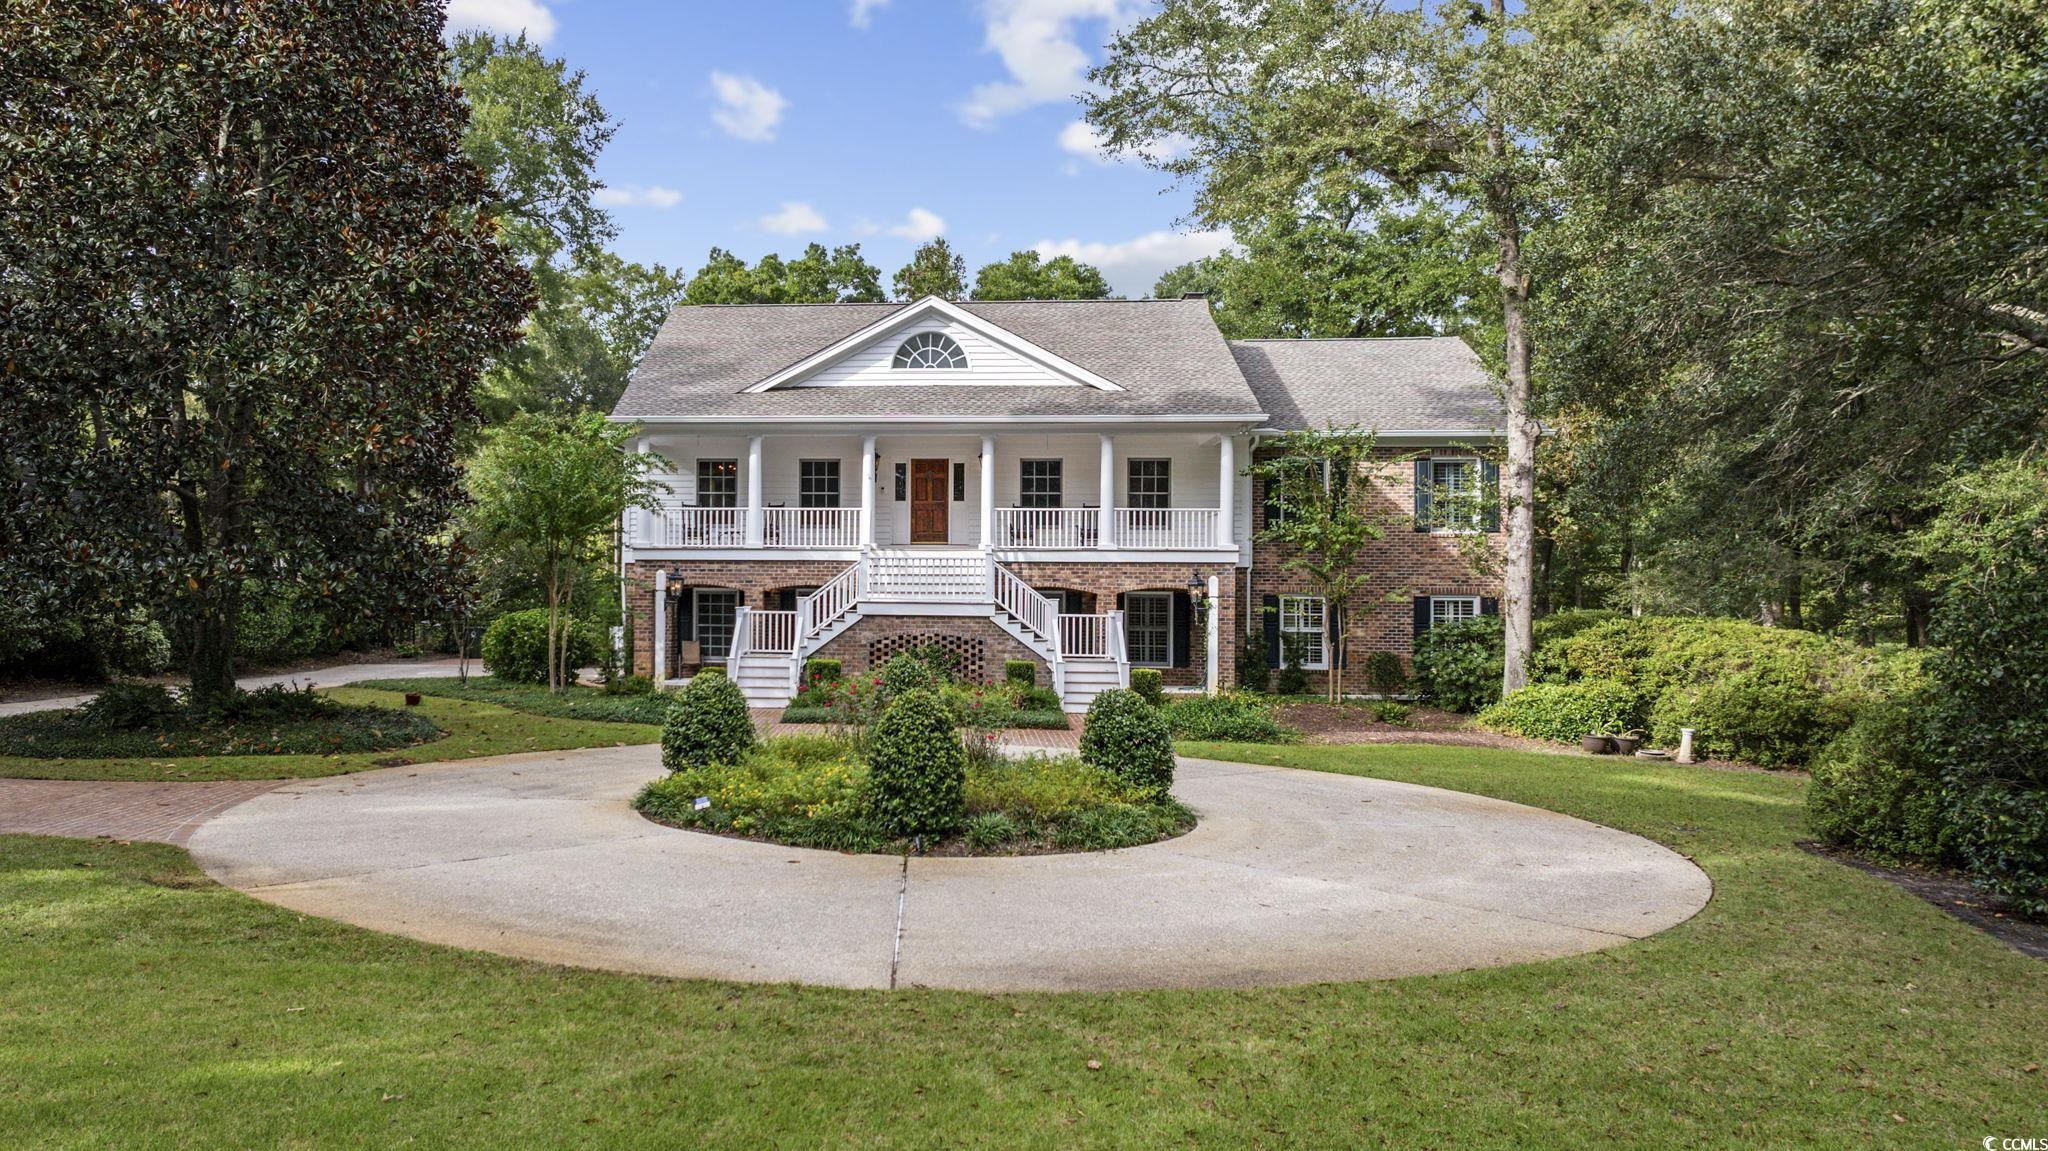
xmin=611 ymin=297 xmax=1267 ymax=421
xmin=1228 ymin=337 xmax=1503 ymax=434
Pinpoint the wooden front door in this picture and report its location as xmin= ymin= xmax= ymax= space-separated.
xmin=910 ymin=458 xmax=950 ymax=544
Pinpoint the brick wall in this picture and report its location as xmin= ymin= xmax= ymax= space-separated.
xmin=1243 ymin=446 xmax=1504 ymax=695
xmin=812 ymin=615 xmax=1043 ymax=684
xmin=1002 ymin=560 xmax=1238 ymax=689
xmin=624 ymin=559 xmax=855 ymax=677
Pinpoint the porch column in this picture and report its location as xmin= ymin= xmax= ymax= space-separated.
xmin=860 ymin=435 xmax=877 ymax=548
xmin=744 ymin=435 xmax=764 ymax=547
xmin=979 ymin=435 xmax=996 ymax=548
xmin=1097 ymin=434 xmax=1115 ymax=550
xmin=653 ymin=568 xmax=668 ymax=685
xmin=1217 ymin=433 xmax=1236 ymax=547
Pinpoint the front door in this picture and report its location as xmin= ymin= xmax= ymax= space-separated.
xmin=910 ymin=458 xmax=950 ymax=544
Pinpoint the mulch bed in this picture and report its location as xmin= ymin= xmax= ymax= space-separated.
xmin=1801 ymin=841 xmax=2048 ymax=960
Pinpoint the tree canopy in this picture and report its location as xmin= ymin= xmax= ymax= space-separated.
xmin=892 ymin=238 xmax=969 ymax=300
xmin=970 ymin=251 xmax=1113 ymax=300
xmin=682 ymin=244 xmax=885 ymax=305
xmin=0 ymin=0 xmax=531 ymax=707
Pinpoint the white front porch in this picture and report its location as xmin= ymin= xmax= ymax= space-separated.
xmin=624 ymin=429 xmax=1245 ymax=560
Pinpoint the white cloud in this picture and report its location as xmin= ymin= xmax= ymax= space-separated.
xmin=1058 ymin=119 xmax=1192 ymax=166
xmin=957 ymin=0 xmax=1144 ymax=128
xmin=886 ymin=207 xmax=948 ymax=242
xmin=1033 ymin=229 xmax=1234 ymax=296
xmin=850 ymin=0 xmax=889 ymax=28
xmin=709 ymin=72 xmax=788 ymax=142
xmin=594 ymin=185 xmax=683 ymax=210
xmin=444 ymin=0 xmax=557 ymax=43
xmin=759 ymin=201 xmax=828 ymax=235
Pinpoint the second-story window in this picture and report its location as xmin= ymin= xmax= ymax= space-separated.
xmin=1020 ymin=459 xmax=1063 ymax=508
xmin=697 ymin=459 xmax=738 ymax=508
xmin=799 ymin=460 xmax=841 ymax=508
xmin=1127 ymin=459 xmax=1171 ymax=509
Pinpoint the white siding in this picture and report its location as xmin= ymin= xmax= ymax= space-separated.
xmin=790 ymin=316 xmax=1083 ymax=389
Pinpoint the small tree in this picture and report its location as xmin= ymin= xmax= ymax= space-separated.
xmin=466 ymin=413 xmax=665 ymax=691
xmin=892 ymin=237 xmax=968 ymax=300
xmin=1247 ymin=428 xmax=1398 ymax=702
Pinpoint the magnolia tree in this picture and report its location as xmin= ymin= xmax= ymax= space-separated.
xmin=1248 ymin=428 xmax=1403 ymax=702
xmin=0 ymin=0 xmax=530 ymax=710
xmin=466 ymin=414 xmax=666 ymax=691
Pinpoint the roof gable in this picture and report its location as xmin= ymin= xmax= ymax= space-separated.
xmin=744 ymin=297 xmax=1121 ymax=392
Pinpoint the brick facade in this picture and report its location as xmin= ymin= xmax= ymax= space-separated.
xmin=1242 ymin=446 xmax=1504 ymax=695
xmin=1001 ymin=560 xmax=1238 ymax=689
xmin=624 ymin=559 xmax=855 ymax=677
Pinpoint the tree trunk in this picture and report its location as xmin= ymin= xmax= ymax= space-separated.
xmin=186 ymin=582 xmax=241 ymax=712
xmin=544 ymin=578 xmax=561 ymax=693
xmin=1486 ymin=0 xmax=1537 ymax=697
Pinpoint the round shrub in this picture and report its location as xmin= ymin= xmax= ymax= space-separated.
xmin=1004 ymin=659 xmax=1038 ymax=688
xmin=481 ymin=609 xmax=602 ymax=685
xmin=867 ymin=689 xmax=966 ymax=837
xmin=877 ymin=652 xmax=942 ymax=703
xmin=1476 ymin=681 xmax=1644 ymax=744
xmin=1363 ymin=650 xmax=1406 ymax=696
xmin=660 ymin=671 xmax=756 ymax=772
xmin=1081 ymin=688 xmax=1174 ymax=795
xmin=1129 ymin=667 xmax=1164 ymax=706
xmin=1411 ymin=615 xmax=1503 ymax=713
xmin=1647 ymin=667 xmax=1825 ymax=768
xmin=1807 ymin=694 xmax=1954 ymax=863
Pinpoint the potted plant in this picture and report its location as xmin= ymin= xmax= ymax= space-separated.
xmin=1613 ymin=729 xmax=1642 ymax=755
xmin=1581 ymin=731 xmax=1613 ymax=754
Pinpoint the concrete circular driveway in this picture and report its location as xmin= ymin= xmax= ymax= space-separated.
xmin=188 ymin=746 xmax=1710 ymax=991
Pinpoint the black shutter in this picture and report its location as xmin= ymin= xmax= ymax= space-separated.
xmin=676 ymin=586 xmax=696 ymax=641
xmin=1263 ymin=593 xmax=1281 ymax=666
xmin=1481 ymin=596 xmax=1500 ymax=616
xmin=1171 ymin=592 xmax=1193 ymax=668
xmin=1411 ymin=596 xmax=1430 ymax=647
xmin=1413 ymin=459 xmax=1432 ymax=531
xmin=773 ymin=589 xmax=797 ymax=612
xmin=1481 ymin=460 xmax=1501 ymax=532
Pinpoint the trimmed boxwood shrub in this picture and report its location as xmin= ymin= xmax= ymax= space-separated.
xmin=1081 ymin=688 xmax=1174 ymax=795
xmin=1129 ymin=667 xmax=1164 ymax=706
xmin=1411 ymin=615 xmax=1503 ymax=713
xmin=803 ymin=658 xmax=842 ymax=684
xmin=1808 ymin=692 xmax=1954 ymax=864
xmin=1476 ymin=681 xmax=1644 ymax=743
xmin=877 ymin=652 xmax=944 ymax=702
xmin=1160 ymin=692 xmax=1293 ymax=743
xmin=1004 ymin=659 xmax=1037 ymax=688
xmin=867 ymin=689 xmax=966 ymax=836
xmin=481 ymin=609 xmax=603 ymax=685
xmin=660 ymin=671 xmax=755 ymax=772
xmin=1017 ymin=685 xmax=1062 ymax=712
xmin=1363 ymin=651 xmax=1406 ymax=696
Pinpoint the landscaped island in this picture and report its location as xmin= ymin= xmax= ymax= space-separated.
xmin=636 ymin=654 xmax=1194 ymax=856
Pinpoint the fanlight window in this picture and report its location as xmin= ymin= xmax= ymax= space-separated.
xmin=892 ymin=331 xmax=968 ymax=370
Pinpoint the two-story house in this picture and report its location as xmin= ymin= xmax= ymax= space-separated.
xmin=612 ymin=295 xmax=1502 ymax=709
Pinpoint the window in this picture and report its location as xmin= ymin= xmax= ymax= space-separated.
xmin=696 ymin=459 xmax=738 ymax=508
xmin=894 ymin=462 xmax=907 ymax=501
xmin=892 ymin=331 xmax=967 ymax=370
xmin=1127 ymin=459 xmax=1171 ymax=510
xmin=1430 ymin=596 xmax=1480 ymax=627
xmin=1124 ymin=592 xmax=1171 ymax=666
xmin=953 ymin=462 xmax=966 ymax=502
xmin=1019 ymin=459 xmax=1063 ymax=508
xmin=695 ymin=590 xmax=739 ymax=660
xmin=1279 ymin=595 xmax=1328 ymax=669
xmin=1427 ymin=457 xmax=1478 ymax=529
xmin=799 ymin=460 xmax=841 ymax=508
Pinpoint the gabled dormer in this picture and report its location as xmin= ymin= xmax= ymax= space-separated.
xmin=742 ymin=296 xmax=1124 ymax=392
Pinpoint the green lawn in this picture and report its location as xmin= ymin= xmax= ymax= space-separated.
xmin=1 ymin=742 xmax=2041 ymax=1146
xmin=0 ymin=689 xmax=659 ymax=781
xmin=351 ymin=676 xmax=676 ymax=726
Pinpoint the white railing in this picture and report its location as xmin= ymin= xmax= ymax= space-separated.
xmin=747 ymin=609 xmax=798 ymax=655
xmin=728 ymin=605 xmax=753 ymax=664
xmin=991 ymin=562 xmax=1057 ymax=646
xmin=798 ymin=563 xmax=862 ymax=643
xmin=764 ymin=507 xmax=862 ymax=549
xmin=640 ymin=504 xmax=745 ymax=548
xmin=991 ymin=507 xmax=1098 ymax=549
xmin=1058 ymin=613 xmax=1118 ymax=659
xmin=865 ymin=552 xmax=988 ymax=601
xmin=1116 ymin=507 xmax=1220 ymax=550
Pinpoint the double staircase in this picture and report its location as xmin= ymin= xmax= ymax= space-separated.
xmin=726 ymin=549 xmax=1128 ymax=712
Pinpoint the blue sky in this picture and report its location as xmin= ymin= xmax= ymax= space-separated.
xmin=444 ymin=0 xmax=1230 ymax=296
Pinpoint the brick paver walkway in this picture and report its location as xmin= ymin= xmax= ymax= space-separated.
xmin=0 ymin=779 xmax=282 ymax=845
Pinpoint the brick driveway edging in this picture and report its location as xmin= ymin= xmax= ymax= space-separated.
xmin=0 ymin=779 xmax=283 ymax=846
